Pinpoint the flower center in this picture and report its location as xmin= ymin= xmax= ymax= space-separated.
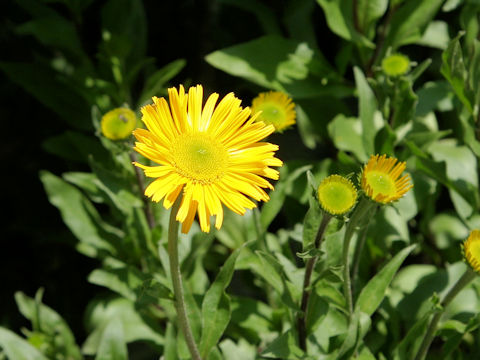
xmin=366 ymin=171 xmax=396 ymax=197
xmin=258 ymin=103 xmax=285 ymax=127
xmin=171 ymin=133 xmax=228 ymax=184
xmin=319 ymin=182 xmax=356 ymax=214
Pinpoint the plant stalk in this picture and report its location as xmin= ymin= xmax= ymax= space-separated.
xmin=167 ymin=197 xmax=202 ymax=360
xmin=342 ymin=198 xmax=374 ymax=316
xmin=130 ymin=152 xmax=156 ymax=229
xmin=413 ymin=268 xmax=476 ymax=360
xmin=297 ymin=213 xmax=332 ymax=351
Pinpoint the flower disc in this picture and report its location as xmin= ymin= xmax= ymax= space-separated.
xmin=133 ymin=85 xmax=283 ymax=233
xmin=101 ymin=108 xmax=137 ymax=140
xmin=251 ymin=91 xmax=296 ymax=132
xmin=381 ymin=54 xmax=410 ymax=77
xmin=361 ymin=154 xmax=412 ymax=204
xmin=317 ymin=175 xmax=357 ymax=215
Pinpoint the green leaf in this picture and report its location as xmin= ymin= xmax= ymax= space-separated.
xmin=354 ymin=67 xmax=379 ymax=156
xmin=16 ymin=14 xmax=86 ymax=60
xmin=101 ymin=0 xmax=147 ymax=64
xmin=14 ymin=291 xmax=82 ymax=359
xmin=392 ymin=311 xmax=431 ymax=360
xmin=416 ymin=21 xmax=450 ymax=50
xmin=255 ymin=251 xmax=300 ymax=309
xmin=42 ymin=131 xmax=111 ymax=164
xmin=82 ymin=297 xmax=163 ymax=355
xmin=428 ymin=140 xmax=479 ymax=219
xmin=328 ymin=114 xmax=367 ymax=161
xmin=205 ymin=35 xmax=346 ymax=99
xmin=356 ymin=0 xmax=389 ymax=38
xmin=441 ymin=32 xmax=475 ymax=114
xmin=316 ymin=0 xmax=375 ymax=47
xmin=355 ymin=244 xmax=416 ymax=316
xmin=164 ymin=323 xmax=177 ymax=360
xmin=415 ymin=81 xmax=454 ymax=116
xmin=0 ymin=327 xmax=49 ymax=360
xmin=338 ymin=311 xmax=371 ymax=359
xmin=302 ymin=192 xmax=323 ymax=251
xmin=88 ymin=266 xmax=172 ymax=302
xmin=261 ymin=330 xmax=305 ymax=359
xmin=95 ymin=317 xmax=127 ymax=360
xmin=306 ymin=290 xmax=329 ymax=335
xmin=137 ymin=59 xmax=186 ymax=107
xmin=384 ymin=0 xmax=444 ymax=50
xmin=296 ymin=104 xmax=319 ymax=149
xmin=219 ymin=339 xmax=257 ymax=360
xmin=40 ymin=171 xmax=121 ymax=258
xmin=260 ymin=164 xmax=311 ymax=230
xmin=199 ymin=248 xmax=242 ymax=358
xmin=391 ymin=78 xmax=418 ymax=128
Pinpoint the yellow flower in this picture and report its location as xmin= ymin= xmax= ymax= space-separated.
xmin=251 ymin=91 xmax=296 ymax=132
xmin=101 ymin=108 xmax=137 ymax=140
xmin=361 ymin=154 xmax=412 ymax=204
xmin=317 ymin=175 xmax=357 ymax=215
xmin=381 ymin=53 xmax=410 ymax=77
xmin=463 ymin=230 xmax=480 ymax=273
xmin=133 ymin=85 xmax=283 ymax=233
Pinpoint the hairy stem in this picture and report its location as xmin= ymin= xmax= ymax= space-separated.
xmin=130 ymin=152 xmax=156 ymax=229
xmin=297 ymin=213 xmax=332 ymax=351
xmin=343 ymin=198 xmax=374 ymax=316
xmin=413 ymin=268 xmax=476 ymax=360
xmin=167 ymin=197 xmax=202 ymax=360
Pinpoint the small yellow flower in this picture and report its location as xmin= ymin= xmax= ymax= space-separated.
xmin=251 ymin=91 xmax=296 ymax=132
xmin=463 ymin=230 xmax=480 ymax=273
xmin=133 ymin=85 xmax=283 ymax=233
xmin=101 ymin=108 xmax=137 ymax=140
xmin=361 ymin=154 xmax=412 ymax=204
xmin=317 ymin=175 xmax=358 ymax=215
xmin=381 ymin=53 xmax=411 ymax=77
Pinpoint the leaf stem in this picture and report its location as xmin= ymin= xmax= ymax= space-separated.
xmin=297 ymin=213 xmax=332 ymax=351
xmin=167 ymin=197 xmax=202 ymax=360
xmin=343 ymin=198 xmax=374 ymax=316
xmin=413 ymin=267 xmax=476 ymax=360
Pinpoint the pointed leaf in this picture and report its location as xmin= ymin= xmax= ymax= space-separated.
xmin=355 ymin=244 xmax=416 ymax=316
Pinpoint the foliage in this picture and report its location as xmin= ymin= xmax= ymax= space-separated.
xmin=2 ymin=0 xmax=480 ymax=359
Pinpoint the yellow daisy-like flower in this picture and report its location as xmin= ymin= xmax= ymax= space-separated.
xmin=251 ymin=91 xmax=296 ymax=132
xmin=101 ymin=108 xmax=137 ymax=140
xmin=361 ymin=154 xmax=413 ymax=204
xmin=463 ymin=230 xmax=480 ymax=273
xmin=133 ymin=85 xmax=283 ymax=233
xmin=381 ymin=53 xmax=410 ymax=77
xmin=318 ymin=175 xmax=358 ymax=215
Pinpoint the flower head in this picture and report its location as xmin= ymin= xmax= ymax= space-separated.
xmin=101 ymin=108 xmax=137 ymax=140
xmin=463 ymin=230 xmax=480 ymax=273
xmin=317 ymin=175 xmax=357 ymax=215
xmin=251 ymin=91 xmax=296 ymax=132
xmin=361 ymin=154 xmax=412 ymax=204
xmin=133 ymin=85 xmax=283 ymax=233
xmin=381 ymin=53 xmax=410 ymax=77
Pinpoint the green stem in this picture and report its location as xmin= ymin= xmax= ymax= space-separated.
xmin=343 ymin=198 xmax=374 ymax=316
xmin=351 ymin=206 xmax=376 ymax=296
xmin=413 ymin=268 xmax=476 ymax=360
xmin=130 ymin=152 xmax=155 ymax=229
xmin=167 ymin=197 xmax=202 ymax=360
xmin=297 ymin=213 xmax=332 ymax=351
